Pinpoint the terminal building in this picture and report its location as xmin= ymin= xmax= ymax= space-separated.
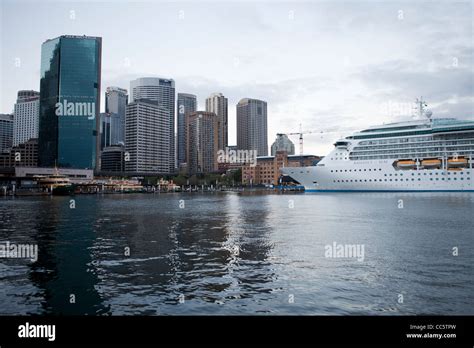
xmin=242 ymin=151 xmax=321 ymax=186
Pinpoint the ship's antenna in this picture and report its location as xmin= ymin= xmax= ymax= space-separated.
xmin=414 ymin=97 xmax=431 ymax=120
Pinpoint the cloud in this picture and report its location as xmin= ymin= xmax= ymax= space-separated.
xmin=2 ymin=0 xmax=473 ymax=156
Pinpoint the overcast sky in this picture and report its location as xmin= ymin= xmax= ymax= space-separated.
xmin=1 ymin=0 xmax=473 ymax=155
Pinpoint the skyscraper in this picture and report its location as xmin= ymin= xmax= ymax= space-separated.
xmin=186 ymin=111 xmax=218 ymax=174
xmin=205 ymin=93 xmax=228 ymax=151
xmin=130 ymin=77 xmax=175 ymax=172
xmin=177 ymin=93 xmax=197 ymax=167
xmin=125 ymin=99 xmax=170 ymax=174
xmin=38 ymin=35 xmax=102 ymax=169
xmin=13 ymin=90 xmax=40 ymax=146
xmin=0 ymin=114 xmax=13 ymax=153
xmin=100 ymin=112 xmax=122 ymax=150
xmin=105 ymin=87 xmax=128 ymax=145
xmin=236 ymin=98 xmax=268 ymax=156
xmin=271 ymin=134 xmax=295 ymax=156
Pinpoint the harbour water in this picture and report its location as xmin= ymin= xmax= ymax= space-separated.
xmin=0 ymin=192 xmax=473 ymax=315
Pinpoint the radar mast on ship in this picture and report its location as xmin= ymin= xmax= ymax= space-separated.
xmin=414 ymin=97 xmax=433 ymax=120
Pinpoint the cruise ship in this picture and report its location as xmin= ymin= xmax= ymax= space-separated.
xmin=281 ymin=101 xmax=474 ymax=192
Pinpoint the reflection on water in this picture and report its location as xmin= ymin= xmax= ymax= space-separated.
xmin=0 ymin=192 xmax=473 ymax=315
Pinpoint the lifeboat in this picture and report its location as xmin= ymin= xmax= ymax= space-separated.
xmin=422 ymin=159 xmax=441 ymax=169
xmin=447 ymin=157 xmax=467 ymax=168
xmin=396 ymin=160 xmax=416 ymax=170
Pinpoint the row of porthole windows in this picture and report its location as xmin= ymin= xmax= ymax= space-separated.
xmin=407 ymin=171 xmax=466 ymax=176
xmin=384 ymin=172 xmax=464 ymax=177
xmin=334 ymin=177 xmax=471 ymax=183
xmin=331 ymin=168 xmax=382 ymax=173
xmin=332 ymin=169 xmax=470 ymax=176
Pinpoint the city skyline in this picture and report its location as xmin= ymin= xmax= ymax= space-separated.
xmin=0 ymin=1 xmax=472 ymax=339
xmin=1 ymin=1 xmax=473 ymax=156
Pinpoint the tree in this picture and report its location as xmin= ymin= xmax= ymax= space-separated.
xmin=173 ymin=174 xmax=188 ymax=186
xmin=233 ymin=168 xmax=242 ymax=184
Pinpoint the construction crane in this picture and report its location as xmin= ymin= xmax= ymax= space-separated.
xmin=277 ymin=124 xmax=316 ymax=156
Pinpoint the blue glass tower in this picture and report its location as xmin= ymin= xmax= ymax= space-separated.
xmin=39 ymin=35 xmax=102 ymax=169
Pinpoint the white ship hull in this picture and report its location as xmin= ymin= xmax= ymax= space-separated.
xmin=280 ymin=114 xmax=474 ymax=192
xmin=281 ymin=161 xmax=474 ymax=192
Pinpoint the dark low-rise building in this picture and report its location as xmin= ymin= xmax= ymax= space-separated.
xmin=100 ymin=145 xmax=125 ymax=173
xmin=0 ymin=138 xmax=38 ymax=168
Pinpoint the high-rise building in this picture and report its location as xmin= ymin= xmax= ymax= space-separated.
xmin=100 ymin=112 xmax=122 ymax=150
xmin=125 ymin=99 xmax=171 ymax=174
xmin=13 ymin=90 xmax=40 ymax=147
xmin=130 ymin=77 xmax=175 ymax=172
xmin=236 ymin=98 xmax=268 ymax=156
xmin=177 ymin=93 xmax=197 ymax=167
xmin=16 ymin=90 xmax=39 ymax=101
xmin=105 ymin=87 xmax=128 ymax=144
xmin=38 ymin=35 xmax=102 ymax=169
xmin=0 ymin=114 xmax=14 ymax=153
xmin=186 ymin=111 xmax=218 ymax=174
xmin=271 ymin=134 xmax=295 ymax=156
xmin=205 ymin=93 xmax=228 ymax=151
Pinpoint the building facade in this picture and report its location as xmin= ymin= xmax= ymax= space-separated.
xmin=100 ymin=112 xmax=123 ymax=150
xmin=125 ymin=99 xmax=171 ymax=174
xmin=38 ymin=35 xmax=102 ymax=169
xmin=242 ymin=151 xmax=321 ymax=186
xmin=13 ymin=90 xmax=40 ymax=147
xmin=177 ymin=93 xmax=197 ymax=167
xmin=0 ymin=114 xmax=13 ymax=154
xmin=15 ymin=166 xmax=93 ymax=182
xmin=236 ymin=98 xmax=268 ymax=156
xmin=186 ymin=111 xmax=218 ymax=174
xmin=271 ymin=133 xmax=295 ymax=156
xmin=100 ymin=145 xmax=125 ymax=172
xmin=130 ymin=77 xmax=175 ymax=172
xmin=105 ymin=86 xmax=128 ymax=145
xmin=205 ymin=93 xmax=228 ymax=151
xmin=0 ymin=138 xmax=38 ymax=168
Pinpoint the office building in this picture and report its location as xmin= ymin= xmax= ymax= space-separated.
xmin=0 ymin=114 xmax=14 ymax=153
xmin=177 ymin=93 xmax=197 ymax=167
xmin=100 ymin=145 xmax=125 ymax=172
xmin=38 ymin=35 xmax=102 ymax=169
xmin=100 ymin=112 xmax=123 ymax=150
xmin=236 ymin=98 xmax=268 ymax=156
xmin=130 ymin=77 xmax=175 ymax=172
xmin=13 ymin=90 xmax=40 ymax=147
xmin=105 ymin=87 xmax=128 ymax=144
xmin=205 ymin=93 xmax=228 ymax=151
xmin=0 ymin=138 xmax=38 ymax=168
xmin=125 ymin=99 xmax=170 ymax=174
xmin=186 ymin=111 xmax=218 ymax=174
